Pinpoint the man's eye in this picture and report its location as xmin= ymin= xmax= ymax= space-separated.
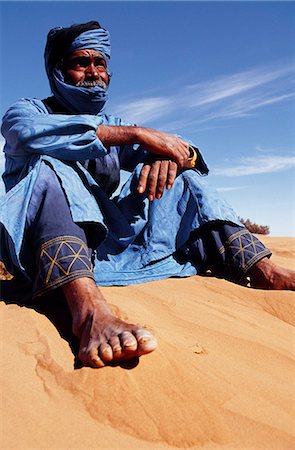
xmin=94 ymin=58 xmax=106 ymax=68
xmin=67 ymin=57 xmax=107 ymax=70
xmin=69 ymin=58 xmax=89 ymax=68
xmin=75 ymin=58 xmax=89 ymax=68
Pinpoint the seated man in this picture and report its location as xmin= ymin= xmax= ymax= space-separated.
xmin=1 ymin=21 xmax=294 ymax=368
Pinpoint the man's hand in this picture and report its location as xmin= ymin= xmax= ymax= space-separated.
xmin=96 ymin=125 xmax=190 ymax=168
xmin=137 ymin=158 xmax=178 ymax=201
xmin=136 ymin=128 xmax=189 ymax=168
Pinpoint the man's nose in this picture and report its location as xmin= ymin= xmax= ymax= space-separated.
xmin=85 ymin=63 xmax=99 ymax=78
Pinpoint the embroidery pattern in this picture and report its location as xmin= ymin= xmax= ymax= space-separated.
xmin=34 ymin=235 xmax=94 ymax=296
xmin=222 ymin=229 xmax=271 ymax=282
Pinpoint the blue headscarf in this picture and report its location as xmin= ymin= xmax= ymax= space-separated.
xmin=45 ymin=28 xmax=111 ymax=115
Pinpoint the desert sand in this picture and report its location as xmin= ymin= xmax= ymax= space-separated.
xmin=1 ymin=235 xmax=295 ymax=449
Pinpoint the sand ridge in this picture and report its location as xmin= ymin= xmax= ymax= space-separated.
xmin=1 ymin=236 xmax=295 ymax=449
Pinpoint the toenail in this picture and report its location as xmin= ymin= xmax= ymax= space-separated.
xmin=138 ymin=334 xmax=151 ymax=342
xmin=124 ymin=340 xmax=135 ymax=347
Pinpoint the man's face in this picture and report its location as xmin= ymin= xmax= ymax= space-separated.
xmin=62 ymin=49 xmax=109 ymax=89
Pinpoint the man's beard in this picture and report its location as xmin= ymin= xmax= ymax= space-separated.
xmin=76 ymin=79 xmax=107 ymax=89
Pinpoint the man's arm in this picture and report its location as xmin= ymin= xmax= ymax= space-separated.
xmin=3 ymin=99 xmax=189 ymax=168
xmin=97 ymin=125 xmax=210 ymax=200
xmin=96 ymin=125 xmax=190 ymax=168
xmin=1 ymin=99 xmax=108 ymax=161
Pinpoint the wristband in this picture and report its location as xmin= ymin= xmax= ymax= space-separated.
xmin=183 ymin=145 xmax=198 ymax=169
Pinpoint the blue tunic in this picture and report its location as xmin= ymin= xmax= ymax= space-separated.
xmin=0 ymin=98 xmax=241 ymax=288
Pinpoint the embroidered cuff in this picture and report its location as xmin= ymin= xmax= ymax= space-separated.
xmin=221 ymin=229 xmax=272 ymax=283
xmin=33 ymin=235 xmax=94 ymax=297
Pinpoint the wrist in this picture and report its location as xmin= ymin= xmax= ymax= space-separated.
xmin=133 ymin=126 xmax=150 ymax=146
xmin=96 ymin=125 xmax=108 ymax=143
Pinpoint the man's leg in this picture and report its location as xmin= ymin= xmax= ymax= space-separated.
xmin=248 ymin=257 xmax=295 ymax=290
xmin=63 ymin=277 xmax=156 ymax=368
xmin=183 ymin=222 xmax=295 ymax=290
xmin=24 ymin=163 xmax=157 ymax=367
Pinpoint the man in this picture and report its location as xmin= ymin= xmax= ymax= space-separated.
xmin=1 ymin=21 xmax=294 ymax=369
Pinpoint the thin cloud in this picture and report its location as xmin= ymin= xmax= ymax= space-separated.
xmin=213 ymin=154 xmax=295 ymax=177
xmin=184 ymin=92 xmax=295 ymax=126
xmin=217 ymin=186 xmax=250 ymax=192
xmin=113 ymin=97 xmax=173 ymax=124
xmin=183 ymin=65 xmax=291 ymax=108
xmin=111 ymin=62 xmax=295 ymax=131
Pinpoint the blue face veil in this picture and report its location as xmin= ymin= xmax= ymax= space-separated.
xmin=45 ymin=28 xmax=111 ymax=115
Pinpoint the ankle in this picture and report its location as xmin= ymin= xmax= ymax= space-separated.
xmin=249 ymin=257 xmax=272 ymax=276
xmin=63 ymin=277 xmax=110 ymax=316
xmin=248 ymin=257 xmax=275 ymax=287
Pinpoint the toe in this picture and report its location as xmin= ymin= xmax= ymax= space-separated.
xmin=109 ymin=336 xmax=123 ymax=359
xmin=99 ymin=342 xmax=113 ymax=362
xmin=120 ymin=331 xmax=137 ymax=354
xmin=79 ymin=345 xmax=105 ymax=368
xmin=133 ymin=329 xmax=157 ymax=355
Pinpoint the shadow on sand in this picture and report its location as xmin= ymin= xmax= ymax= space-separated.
xmin=0 ymin=276 xmax=139 ymax=370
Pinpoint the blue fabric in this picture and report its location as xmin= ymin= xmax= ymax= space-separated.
xmin=181 ymin=223 xmax=271 ymax=284
xmin=49 ymin=68 xmax=109 ymax=115
xmin=45 ymin=28 xmax=110 ymax=114
xmin=67 ymin=29 xmax=111 ymax=60
xmin=1 ymin=98 xmax=110 ymax=191
xmin=92 ymin=167 xmax=242 ymax=286
xmin=21 ymin=162 xmax=95 ymax=295
xmin=0 ymin=97 xmax=243 ymax=290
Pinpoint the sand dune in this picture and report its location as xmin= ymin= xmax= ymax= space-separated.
xmin=1 ymin=236 xmax=295 ymax=449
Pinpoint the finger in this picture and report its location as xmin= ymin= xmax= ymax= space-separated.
xmin=137 ymin=162 xmax=151 ymax=194
xmin=156 ymin=160 xmax=169 ymax=199
xmin=173 ymin=140 xmax=190 ymax=160
xmin=176 ymin=141 xmax=190 ymax=164
xmin=182 ymin=142 xmax=190 ymax=158
xmin=172 ymin=149 xmax=189 ymax=168
xmin=179 ymin=139 xmax=190 ymax=156
xmin=147 ymin=160 xmax=161 ymax=201
xmin=166 ymin=161 xmax=178 ymax=190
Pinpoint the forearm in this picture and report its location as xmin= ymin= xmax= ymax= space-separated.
xmin=96 ymin=125 xmax=142 ymax=147
xmin=96 ymin=125 xmax=190 ymax=167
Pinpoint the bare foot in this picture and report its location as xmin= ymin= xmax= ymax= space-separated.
xmin=62 ymin=277 xmax=157 ymax=368
xmin=249 ymin=257 xmax=295 ymax=290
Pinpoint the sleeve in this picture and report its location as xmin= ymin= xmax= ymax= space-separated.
xmin=1 ymin=98 xmax=108 ymax=161
xmin=118 ymin=143 xmax=149 ymax=172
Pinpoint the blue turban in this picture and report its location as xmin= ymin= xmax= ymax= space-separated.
xmin=67 ymin=29 xmax=111 ymax=61
xmin=45 ymin=27 xmax=111 ymax=115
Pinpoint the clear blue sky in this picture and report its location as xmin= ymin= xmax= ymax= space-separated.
xmin=1 ymin=1 xmax=294 ymax=236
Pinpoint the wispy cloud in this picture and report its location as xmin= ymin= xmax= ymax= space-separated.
xmin=183 ymin=66 xmax=286 ymax=108
xmin=212 ymin=154 xmax=295 ymax=177
xmin=217 ymin=186 xmax=250 ymax=192
xmin=111 ymin=62 xmax=295 ymax=132
xmin=115 ymin=97 xmax=173 ymax=124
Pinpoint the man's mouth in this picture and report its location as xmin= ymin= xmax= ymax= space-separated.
xmin=76 ymin=79 xmax=107 ymax=89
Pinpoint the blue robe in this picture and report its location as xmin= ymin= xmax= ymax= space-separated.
xmin=0 ymin=97 xmax=242 ymax=291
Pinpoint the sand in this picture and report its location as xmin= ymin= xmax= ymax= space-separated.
xmin=1 ymin=235 xmax=295 ymax=449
